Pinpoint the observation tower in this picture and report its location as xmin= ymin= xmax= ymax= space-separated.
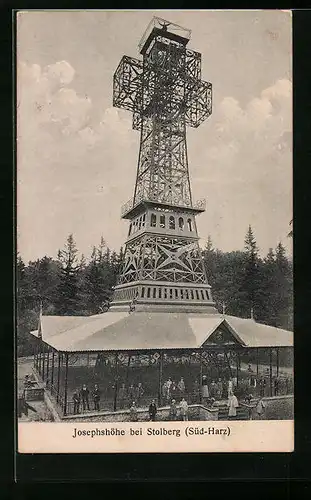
xmin=111 ymin=17 xmax=217 ymax=314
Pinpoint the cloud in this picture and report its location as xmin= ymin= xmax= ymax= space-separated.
xmin=44 ymin=60 xmax=75 ymax=85
xmin=18 ymin=60 xmax=134 ymax=149
xmin=17 ymin=59 xmax=138 ymax=261
xmin=197 ymin=78 xmax=292 ymax=177
xmin=18 ymin=60 xmax=92 ymax=137
xmin=188 ymin=78 xmax=292 ymax=256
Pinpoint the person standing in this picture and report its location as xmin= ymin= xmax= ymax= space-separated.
xmin=171 ymin=381 xmax=177 ymax=400
xmin=177 ymin=377 xmax=186 ymax=397
xmin=216 ymin=378 xmax=223 ymax=400
xmin=73 ymin=390 xmax=80 ymax=415
xmin=192 ymin=379 xmax=200 ymax=403
xmin=209 ymin=380 xmax=217 ymax=399
xmin=128 ymin=383 xmax=135 ymax=403
xmin=118 ymin=383 xmax=127 ymax=409
xmin=162 ymin=380 xmax=168 ymax=401
xmin=148 ymin=400 xmax=157 ymax=421
xmin=129 ymin=401 xmax=138 ymax=422
xmin=92 ymin=384 xmax=101 ymax=411
xmin=255 ymin=397 xmax=266 ymax=420
xmin=180 ymin=398 xmax=189 ymax=421
xmin=80 ymin=384 xmax=90 ymax=411
xmin=249 ymin=375 xmax=257 ymax=394
xmin=227 ymin=393 xmax=239 ymax=418
xmin=259 ymin=377 xmax=266 ymax=397
xmin=169 ymin=399 xmax=178 ymax=421
xmin=135 ymin=382 xmax=144 ymax=406
xmin=201 ymin=375 xmax=209 ymax=402
xmin=227 ymin=377 xmax=234 ymax=397
xmin=166 ymin=378 xmax=172 ymax=401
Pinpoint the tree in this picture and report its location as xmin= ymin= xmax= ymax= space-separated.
xmin=55 ymin=234 xmax=81 ymax=315
xmin=274 ymin=242 xmax=293 ymax=329
xmin=241 ymin=225 xmax=261 ymax=318
xmin=26 ymin=257 xmax=60 ymax=313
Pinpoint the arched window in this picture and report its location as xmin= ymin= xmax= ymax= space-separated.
xmin=141 ymin=287 xmax=145 ymax=298
xmin=187 ymin=218 xmax=193 ymax=232
xmin=160 ymin=215 xmax=165 ymax=228
xmin=179 ymin=217 xmax=184 ymax=231
xmin=169 ymin=216 xmax=175 ymax=229
xmin=200 ymin=290 xmax=205 ymax=300
xmin=128 ymin=223 xmax=132 ymax=236
xmin=151 ymin=213 xmax=157 ymax=227
xmin=196 ymin=290 xmax=200 ymax=300
xmin=138 ymin=216 xmax=142 ymax=230
xmin=142 ymin=214 xmax=146 ymax=227
xmin=147 ymin=287 xmax=151 ymax=298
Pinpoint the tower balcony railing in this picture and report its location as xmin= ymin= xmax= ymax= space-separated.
xmin=121 ymin=195 xmax=206 ymax=217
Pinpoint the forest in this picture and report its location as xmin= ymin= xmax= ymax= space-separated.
xmin=16 ymin=226 xmax=293 ymax=357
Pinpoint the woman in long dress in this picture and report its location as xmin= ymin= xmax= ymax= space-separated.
xmin=227 ymin=393 xmax=239 ymax=418
xmin=227 ymin=377 xmax=234 ymax=397
xmin=180 ymin=398 xmax=189 ymax=421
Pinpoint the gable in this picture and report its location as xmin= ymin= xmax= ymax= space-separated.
xmin=201 ymin=322 xmax=243 ymax=347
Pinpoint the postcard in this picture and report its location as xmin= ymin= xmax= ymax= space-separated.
xmin=16 ymin=9 xmax=293 ymax=453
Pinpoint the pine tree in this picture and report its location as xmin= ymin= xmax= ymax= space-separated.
xmin=242 ymin=225 xmax=261 ymax=318
xmin=55 ymin=234 xmax=81 ymax=315
xmin=205 ymin=235 xmax=213 ymax=253
xmin=202 ymin=235 xmax=217 ymax=287
xmin=259 ymin=248 xmax=278 ymax=326
xmin=81 ymin=238 xmax=117 ymax=314
xmin=274 ymin=242 xmax=293 ymax=329
xmin=17 ymin=254 xmax=27 ymax=311
xmin=97 ymin=236 xmax=107 ymax=263
xmin=16 ymin=254 xmax=41 ymax=356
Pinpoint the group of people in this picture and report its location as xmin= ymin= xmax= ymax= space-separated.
xmin=118 ymin=382 xmax=144 ymax=408
xmin=71 ymin=382 xmax=146 ymax=414
xmin=72 ymin=384 xmax=101 ymax=414
xmin=128 ymin=397 xmax=190 ymax=422
xmin=201 ymin=375 xmax=240 ymax=418
xmin=129 ymin=399 xmax=158 ymax=422
xmin=169 ymin=398 xmax=189 ymax=421
xmin=162 ymin=377 xmax=186 ymax=401
xmin=201 ymin=375 xmax=237 ymax=401
xmin=70 ymin=369 xmax=288 ymax=416
xmin=247 ymin=364 xmax=292 ymax=397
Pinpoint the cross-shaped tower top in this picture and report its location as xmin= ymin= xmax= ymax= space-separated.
xmin=113 ymin=16 xmax=212 ymax=213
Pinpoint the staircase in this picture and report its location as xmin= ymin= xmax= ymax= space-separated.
xmin=217 ymin=405 xmax=250 ymax=421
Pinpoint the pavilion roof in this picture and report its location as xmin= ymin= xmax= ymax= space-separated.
xmin=30 ymin=311 xmax=293 ymax=352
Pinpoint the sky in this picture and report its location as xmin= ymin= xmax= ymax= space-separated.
xmin=17 ymin=10 xmax=292 ymax=263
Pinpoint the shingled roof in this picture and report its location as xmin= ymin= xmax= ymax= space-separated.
xmin=30 ymin=311 xmax=293 ymax=352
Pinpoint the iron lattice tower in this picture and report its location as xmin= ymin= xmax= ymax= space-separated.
xmin=111 ymin=17 xmax=217 ymax=313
